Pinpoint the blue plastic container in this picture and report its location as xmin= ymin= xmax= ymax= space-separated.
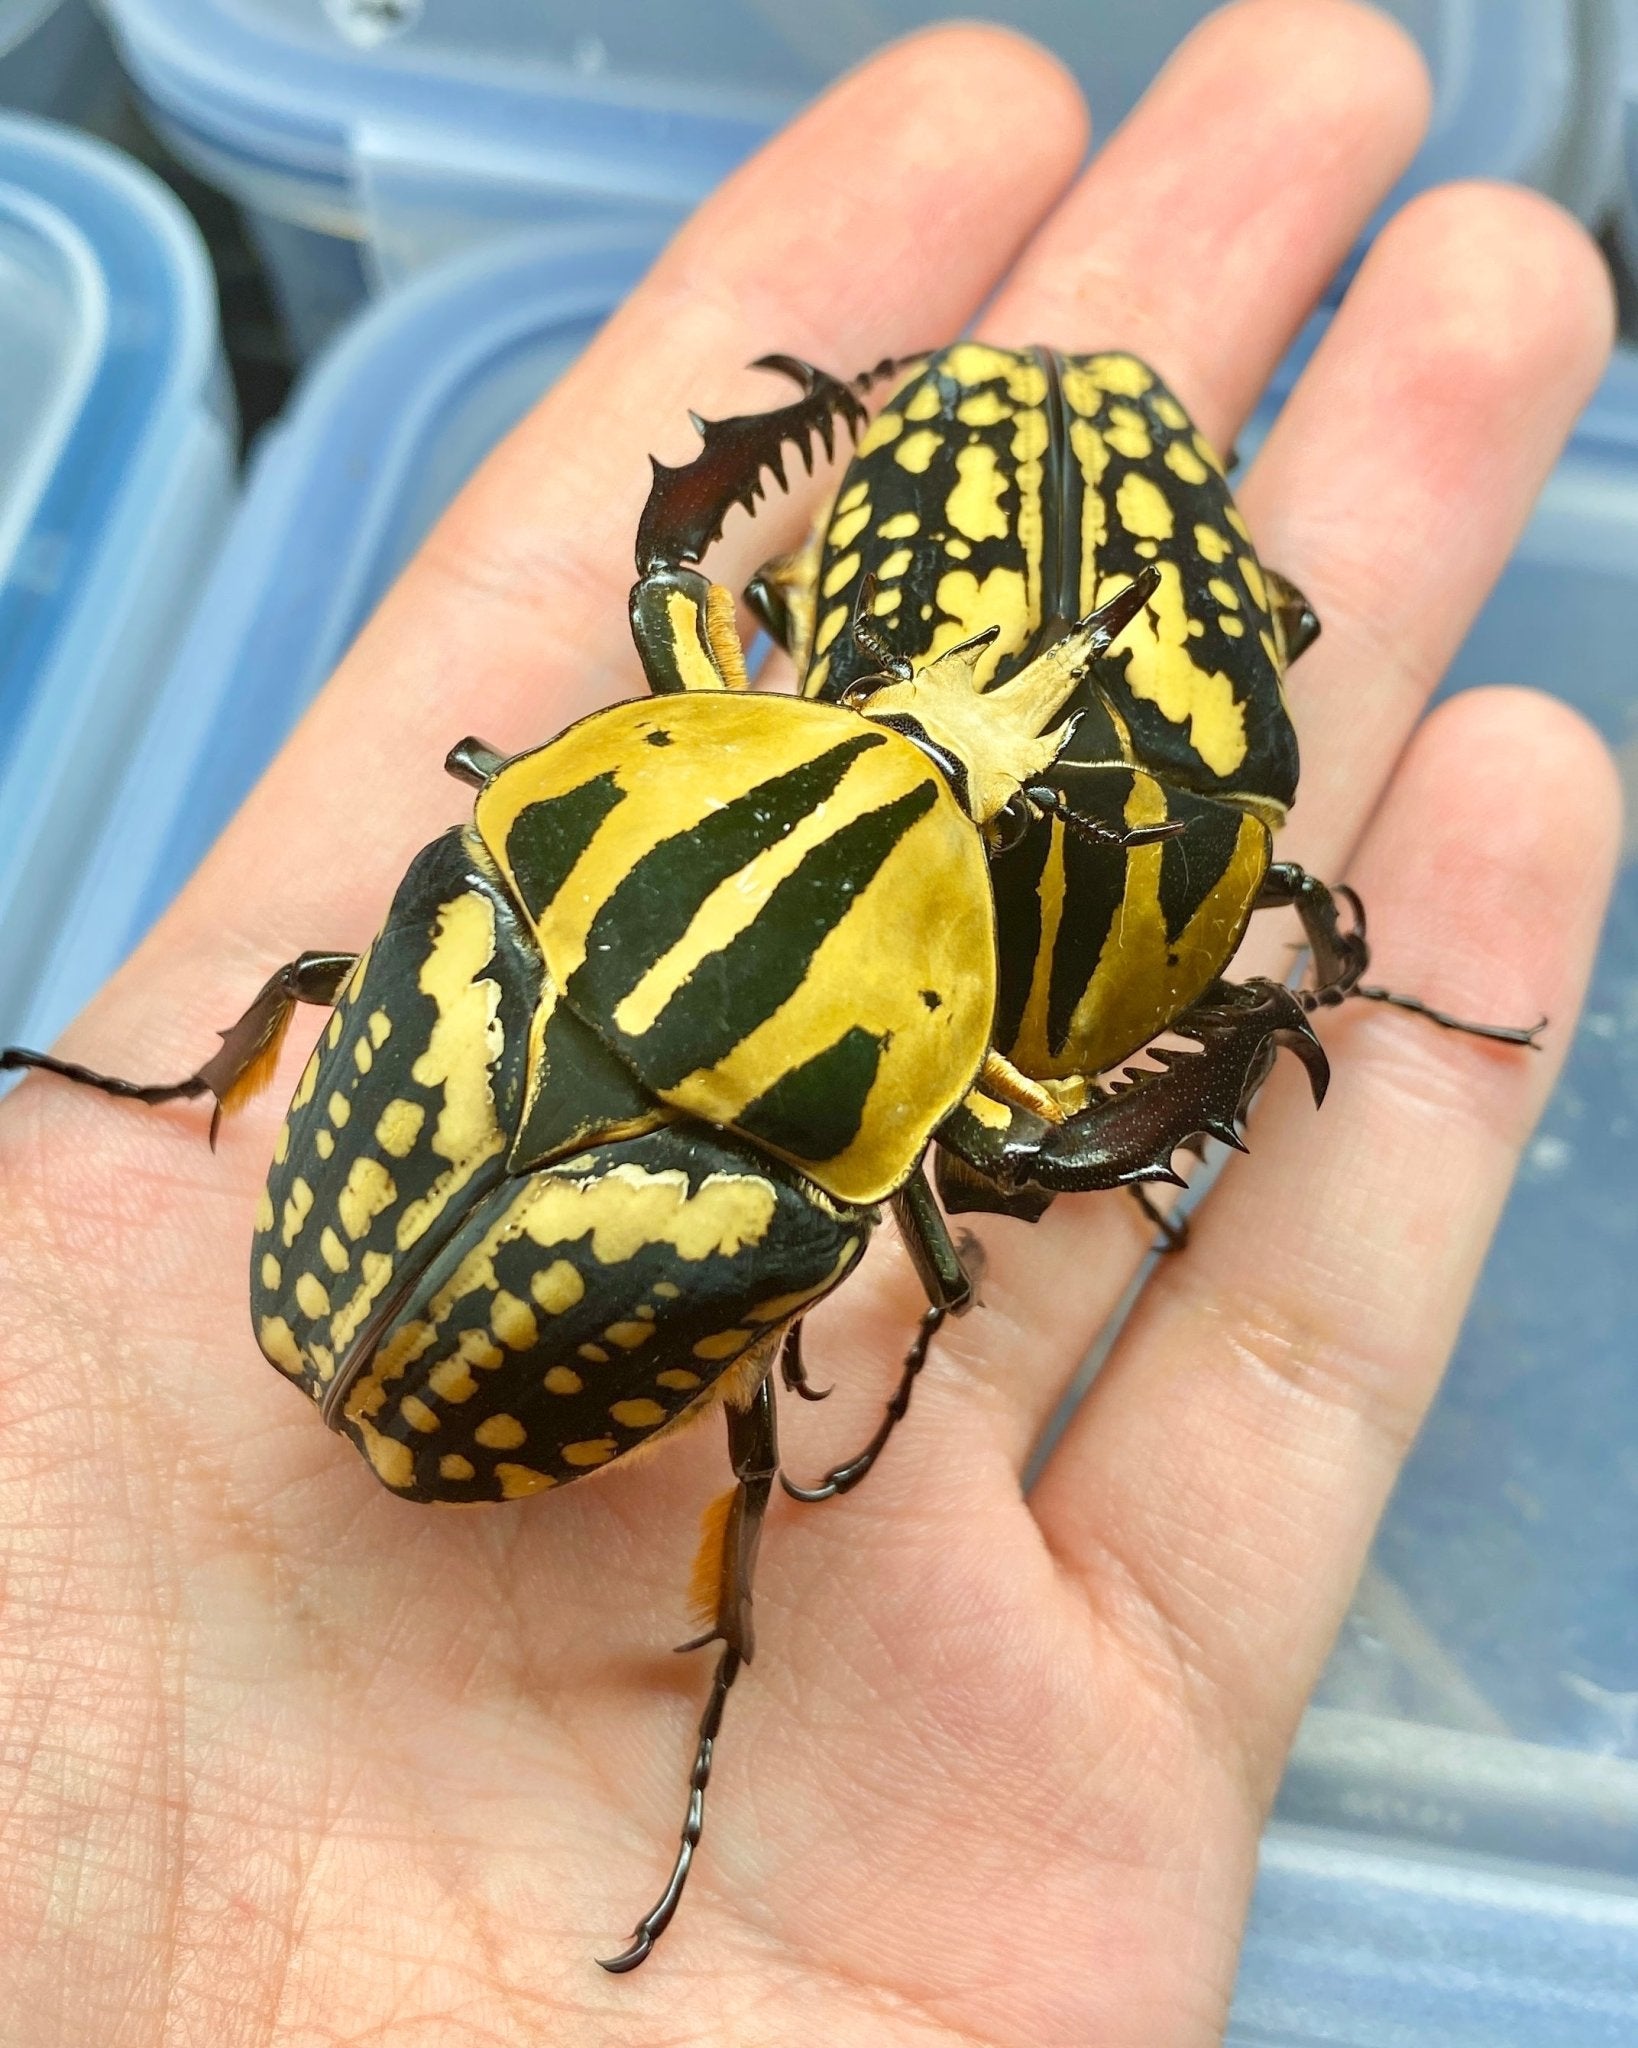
xmin=35 ymin=222 xmax=665 ymax=1032
xmin=30 ymin=228 xmax=1638 ymax=2041
xmin=1613 ymin=0 xmax=1638 ymax=312
xmin=98 ymin=0 xmax=1621 ymax=354
xmin=0 ymin=114 xmax=236 ymax=1051
xmin=0 ymin=0 xmax=123 ymax=126
xmin=1231 ymin=350 xmax=1638 ymax=2045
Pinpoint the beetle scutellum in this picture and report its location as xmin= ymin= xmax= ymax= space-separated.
xmin=637 ymin=346 xmax=1542 ymax=1241
xmin=1 ymin=487 xmax=1328 ymax=1964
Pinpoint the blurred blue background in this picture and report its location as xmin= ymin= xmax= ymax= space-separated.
xmin=1 ymin=3 xmax=1636 ymax=2040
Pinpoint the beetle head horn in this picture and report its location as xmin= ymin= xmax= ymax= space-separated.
xmin=857 ymin=567 xmax=1158 ymax=823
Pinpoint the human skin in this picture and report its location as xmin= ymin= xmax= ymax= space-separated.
xmin=0 ymin=5 xmax=1622 ymax=2043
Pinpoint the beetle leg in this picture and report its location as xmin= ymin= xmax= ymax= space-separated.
xmin=936 ymin=979 xmax=1330 ymax=1207
xmin=1020 ymin=781 xmax=1185 ymax=851
xmin=599 ymin=1372 xmax=781 ymax=1974
xmin=933 ymin=1145 xmax=1057 ymax=1222
xmin=1257 ymin=861 xmax=1369 ymax=994
xmin=781 ymin=1304 xmax=947 ymax=1505
xmin=632 ymin=355 xmax=927 ymax=695
xmin=891 ymin=1161 xmax=975 ymax=1316
xmin=1 ymin=951 xmax=357 ymax=1148
xmin=1264 ymin=567 xmax=1321 ymax=664
xmin=634 ymin=354 xmax=921 ymax=582
xmin=780 ymin=1164 xmax=968 ymax=1504
xmin=629 ymin=567 xmax=753 ymax=696
xmin=1346 ymin=982 xmax=1546 ymax=1045
xmin=1258 ymin=862 xmax=1545 ymax=1047
xmin=779 ymin=1321 xmax=831 ymax=1402
xmin=634 ymin=357 xmax=867 ymax=582
xmin=1128 ymin=1183 xmax=1189 ymax=1252
xmin=746 ymin=509 xmax=826 ymax=673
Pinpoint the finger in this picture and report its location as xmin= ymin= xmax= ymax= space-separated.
xmin=1030 ymin=687 xmax=1621 ymax=1791
xmin=977 ymin=0 xmax=1433 ymax=448
xmin=79 ymin=28 xmax=1090 ymax=1055
xmin=1240 ymin=179 xmax=1615 ymax=881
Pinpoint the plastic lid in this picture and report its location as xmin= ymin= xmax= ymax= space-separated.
xmin=102 ymin=0 xmax=775 ymax=223
xmin=101 ymin=0 xmax=1615 ymax=237
xmin=0 ymin=114 xmax=235 ymax=1047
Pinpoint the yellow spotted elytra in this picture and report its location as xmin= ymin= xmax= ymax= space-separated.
xmin=0 ymin=339 xmax=1537 ymax=1974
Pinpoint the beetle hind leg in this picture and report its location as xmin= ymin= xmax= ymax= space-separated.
xmin=1 ymin=950 xmax=357 ymax=1147
xmin=599 ymin=1370 xmax=781 ymax=1974
xmin=1259 ymin=863 xmax=1545 ymax=1048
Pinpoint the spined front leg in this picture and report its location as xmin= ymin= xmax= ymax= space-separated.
xmin=630 ymin=355 xmax=920 ymax=695
xmin=935 ymin=979 xmax=1329 ymax=1210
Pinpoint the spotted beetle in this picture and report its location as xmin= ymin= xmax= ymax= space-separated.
xmin=635 ymin=345 xmax=1542 ymax=1236
xmin=1 ymin=490 xmax=1330 ymax=1964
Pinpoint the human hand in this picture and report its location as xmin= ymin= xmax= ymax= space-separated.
xmin=0 ymin=5 xmax=1620 ymax=2042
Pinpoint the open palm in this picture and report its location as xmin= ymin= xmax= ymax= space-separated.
xmin=0 ymin=7 xmax=1621 ymax=2043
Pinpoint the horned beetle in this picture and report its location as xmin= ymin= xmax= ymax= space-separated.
xmin=0 ymin=380 xmax=1339 ymax=1965
xmin=647 ymin=344 xmax=1543 ymax=1237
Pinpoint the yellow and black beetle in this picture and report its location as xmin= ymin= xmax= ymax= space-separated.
xmin=1 ymin=484 xmax=1330 ymax=1964
xmin=637 ymin=346 xmax=1542 ymax=1236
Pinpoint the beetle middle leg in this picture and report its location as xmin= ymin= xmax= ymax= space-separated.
xmin=600 ymin=1370 xmax=781 ymax=1974
xmin=781 ymin=1163 xmax=972 ymax=1504
xmin=1 ymin=950 xmax=358 ymax=1146
xmin=1258 ymin=862 xmax=1545 ymax=1047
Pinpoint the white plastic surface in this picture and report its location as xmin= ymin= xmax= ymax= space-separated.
xmin=100 ymin=0 xmax=1621 ymax=350
xmin=0 ymin=115 xmax=236 ymax=1049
